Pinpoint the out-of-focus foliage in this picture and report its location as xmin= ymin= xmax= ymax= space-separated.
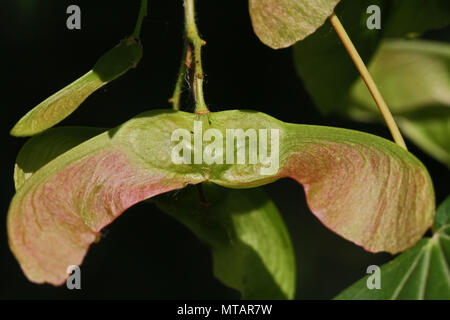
xmin=294 ymin=0 xmax=450 ymax=165
xmin=349 ymin=40 xmax=450 ymax=167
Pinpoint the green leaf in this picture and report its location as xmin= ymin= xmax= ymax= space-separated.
xmin=8 ymin=110 xmax=434 ymax=285
xmin=10 ymin=38 xmax=142 ymax=137
xmin=350 ymin=40 xmax=450 ymax=115
xmin=154 ymin=184 xmax=296 ymax=299
xmin=398 ymin=109 xmax=450 ymax=167
xmin=293 ymin=0 xmax=386 ymax=114
xmin=249 ymin=0 xmax=341 ymax=49
xmin=335 ymin=196 xmax=450 ymax=300
xmin=434 ymin=195 xmax=450 ymax=231
xmin=384 ymin=0 xmax=450 ymax=37
xmin=349 ymin=40 xmax=450 ymax=166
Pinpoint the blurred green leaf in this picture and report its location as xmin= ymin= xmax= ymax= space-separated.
xmin=249 ymin=0 xmax=340 ymax=49
xmin=293 ymin=0 xmax=386 ymax=114
xmin=384 ymin=0 xmax=450 ymax=37
xmin=350 ymin=40 xmax=450 ymax=115
xmin=293 ymin=0 xmax=450 ymax=115
xmin=335 ymin=196 xmax=450 ymax=300
xmin=11 ymin=38 xmax=142 ymax=137
xmin=154 ymin=184 xmax=296 ymax=299
xmin=434 ymin=195 xmax=450 ymax=231
xmin=349 ymin=40 xmax=450 ymax=166
xmin=398 ymin=109 xmax=450 ymax=167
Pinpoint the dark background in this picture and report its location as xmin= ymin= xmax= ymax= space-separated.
xmin=1 ymin=0 xmax=448 ymax=299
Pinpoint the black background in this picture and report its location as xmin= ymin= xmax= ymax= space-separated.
xmin=1 ymin=0 xmax=449 ymax=299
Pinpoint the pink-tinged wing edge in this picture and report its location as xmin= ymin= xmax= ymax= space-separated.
xmin=8 ymin=147 xmax=192 ymax=285
xmin=280 ymin=141 xmax=434 ymax=254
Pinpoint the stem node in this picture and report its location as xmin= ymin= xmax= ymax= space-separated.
xmin=170 ymin=0 xmax=209 ymax=114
